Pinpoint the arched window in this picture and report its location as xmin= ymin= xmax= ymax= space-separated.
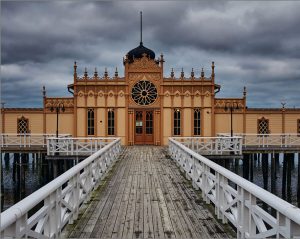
xmin=194 ymin=108 xmax=201 ymax=135
xmin=108 ymin=109 xmax=115 ymax=135
xmin=87 ymin=108 xmax=95 ymax=136
xmin=258 ymin=117 xmax=269 ymax=134
xmin=17 ymin=116 xmax=29 ymax=134
xmin=174 ymin=109 xmax=181 ymax=136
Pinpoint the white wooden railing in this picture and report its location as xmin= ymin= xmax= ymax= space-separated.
xmin=169 ymin=137 xmax=300 ymax=239
xmin=0 ymin=134 xmax=71 ymax=148
xmin=0 ymin=138 xmax=121 ymax=239
xmin=173 ymin=136 xmax=243 ymax=155
xmin=47 ymin=137 xmax=118 ymax=156
xmin=218 ymin=133 xmax=300 ymax=148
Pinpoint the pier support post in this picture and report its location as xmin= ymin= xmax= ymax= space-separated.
xmin=286 ymin=153 xmax=293 ymax=203
xmin=297 ymin=153 xmax=300 ymax=208
xmin=282 ymin=155 xmax=287 ymax=200
xmin=243 ymin=154 xmax=250 ymax=180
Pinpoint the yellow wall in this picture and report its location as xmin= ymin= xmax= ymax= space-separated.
xmin=4 ymin=113 xmax=43 ymax=133
xmin=77 ymin=108 xmax=85 ymax=136
xmin=245 ymin=113 xmax=282 ymax=134
xmin=183 ymin=108 xmax=191 ymax=136
xmin=97 ymin=93 xmax=105 ymax=107
xmin=46 ymin=113 xmax=73 ymax=135
xmin=215 ymin=113 xmax=230 ymax=134
xmin=203 ymin=108 xmax=211 ymax=136
xmin=163 ymin=108 xmax=171 ymax=145
xmin=285 ymin=114 xmax=299 ymax=133
xmin=163 ymin=95 xmax=171 ymax=107
xmin=117 ymin=108 xmax=126 ymax=144
xmin=97 ymin=108 xmax=106 ymax=136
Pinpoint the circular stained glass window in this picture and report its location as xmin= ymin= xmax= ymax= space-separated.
xmin=131 ymin=80 xmax=158 ymax=105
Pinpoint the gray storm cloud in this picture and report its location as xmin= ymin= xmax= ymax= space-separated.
xmin=1 ymin=1 xmax=300 ymax=108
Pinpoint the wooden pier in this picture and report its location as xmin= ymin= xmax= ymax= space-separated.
xmin=63 ymin=147 xmax=234 ymax=239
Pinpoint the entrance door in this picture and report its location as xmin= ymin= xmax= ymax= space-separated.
xmin=135 ymin=110 xmax=154 ymax=145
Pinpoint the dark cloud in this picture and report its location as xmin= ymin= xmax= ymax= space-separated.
xmin=1 ymin=1 xmax=300 ymax=108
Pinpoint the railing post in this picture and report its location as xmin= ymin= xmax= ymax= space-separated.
xmin=71 ymin=173 xmax=80 ymax=224
xmin=44 ymin=190 xmax=60 ymax=237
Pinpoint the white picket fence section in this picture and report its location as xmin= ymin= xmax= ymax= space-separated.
xmin=218 ymin=133 xmax=300 ymax=148
xmin=47 ymin=137 xmax=118 ymax=156
xmin=0 ymin=134 xmax=70 ymax=148
xmin=169 ymin=137 xmax=300 ymax=239
xmin=173 ymin=136 xmax=243 ymax=155
xmin=0 ymin=138 xmax=121 ymax=239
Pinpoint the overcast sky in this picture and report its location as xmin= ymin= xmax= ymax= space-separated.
xmin=1 ymin=1 xmax=300 ymax=108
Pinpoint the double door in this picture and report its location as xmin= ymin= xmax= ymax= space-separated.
xmin=134 ymin=110 xmax=154 ymax=145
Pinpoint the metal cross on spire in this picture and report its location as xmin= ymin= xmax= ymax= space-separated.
xmin=140 ymin=11 xmax=143 ymax=45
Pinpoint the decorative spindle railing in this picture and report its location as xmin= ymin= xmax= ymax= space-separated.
xmin=0 ymin=134 xmax=70 ymax=148
xmin=0 ymin=138 xmax=121 ymax=239
xmin=218 ymin=133 xmax=300 ymax=148
xmin=173 ymin=136 xmax=243 ymax=155
xmin=47 ymin=137 xmax=118 ymax=156
xmin=169 ymin=137 xmax=300 ymax=238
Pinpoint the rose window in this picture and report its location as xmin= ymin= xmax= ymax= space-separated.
xmin=131 ymin=80 xmax=158 ymax=105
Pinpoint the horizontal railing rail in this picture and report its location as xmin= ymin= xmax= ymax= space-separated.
xmin=0 ymin=134 xmax=71 ymax=148
xmin=47 ymin=137 xmax=118 ymax=156
xmin=169 ymin=137 xmax=300 ymax=238
xmin=0 ymin=138 xmax=121 ymax=239
xmin=172 ymin=136 xmax=243 ymax=155
xmin=218 ymin=133 xmax=300 ymax=148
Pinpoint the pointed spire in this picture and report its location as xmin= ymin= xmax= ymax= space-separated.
xmin=181 ymin=68 xmax=184 ymax=78
xmin=201 ymin=68 xmax=204 ymax=77
xmin=74 ymin=61 xmax=77 ymax=75
xmin=115 ymin=67 xmax=118 ymax=77
xmin=211 ymin=61 xmax=215 ymax=78
xmin=104 ymin=68 xmax=108 ymax=78
xmin=140 ymin=11 xmax=143 ymax=45
xmin=42 ymin=86 xmax=46 ymax=98
xmin=191 ymin=68 xmax=194 ymax=78
xmin=171 ymin=68 xmax=174 ymax=78
xmin=84 ymin=67 xmax=88 ymax=77
xmin=94 ymin=67 xmax=98 ymax=77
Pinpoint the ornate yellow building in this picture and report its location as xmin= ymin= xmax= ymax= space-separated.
xmin=1 ymin=40 xmax=300 ymax=145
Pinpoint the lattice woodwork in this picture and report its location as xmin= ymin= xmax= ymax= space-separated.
xmin=18 ymin=116 xmax=29 ymax=134
xmin=258 ymin=118 xmax=269 ymax=134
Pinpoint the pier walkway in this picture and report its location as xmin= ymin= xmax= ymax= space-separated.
xmin=63 ymin=146 xmax=233 ymax=239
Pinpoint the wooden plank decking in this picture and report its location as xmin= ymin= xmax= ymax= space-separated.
xmin=64 ymin=146 xmax=234 ymax=239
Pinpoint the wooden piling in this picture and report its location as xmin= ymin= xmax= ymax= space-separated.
xmin=243 ymin=154 xmax=250 ymax=180
xmin=297 ymin=153 xmax=300 ymax=208
xmin=271 ymin=153 xmax=276 ymax=195
xmin=286 ymin=153 xmax=293 ymax=203
xmin=250 ymin=154 xmax=253 ymax=182
xmin=282 ymin=156 xmax=287 ymax=200
xmin=262 ymin=153 xmax=268 ymax=191
xmin=1 ymin=153 xmax=4 ymax=211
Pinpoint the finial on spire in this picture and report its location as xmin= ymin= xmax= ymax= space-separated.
xmin=74 ymin=61 xmax=77 ymax=74
xmin=84 ymin=67 xmax=88 ymax=77
xmin=115 ymin=67 xmax=118 ymax=77
xmin=171 ymin=68 xmax=174 ymax=78
xmin=191 ymin=68 xmax=194 ymax=78
xmin=211 ymin=61 xmax=215 ymax=77
xmin=94 ymin=67 xmax=98 ymax=77
xmin=181 ymin=68 xmax=184 ymax=78
xmin=201 ymin=68 xmax=204 ymax=77
xmin=42 ymin=86 xmax=46 ymax=97
xmin=104 ymin=68 xmax=108 ymax=78
xmin=140 ymin=11 xmax=143 ymax=45
xmin=243 ymin=86 xmax=247 ymax=97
